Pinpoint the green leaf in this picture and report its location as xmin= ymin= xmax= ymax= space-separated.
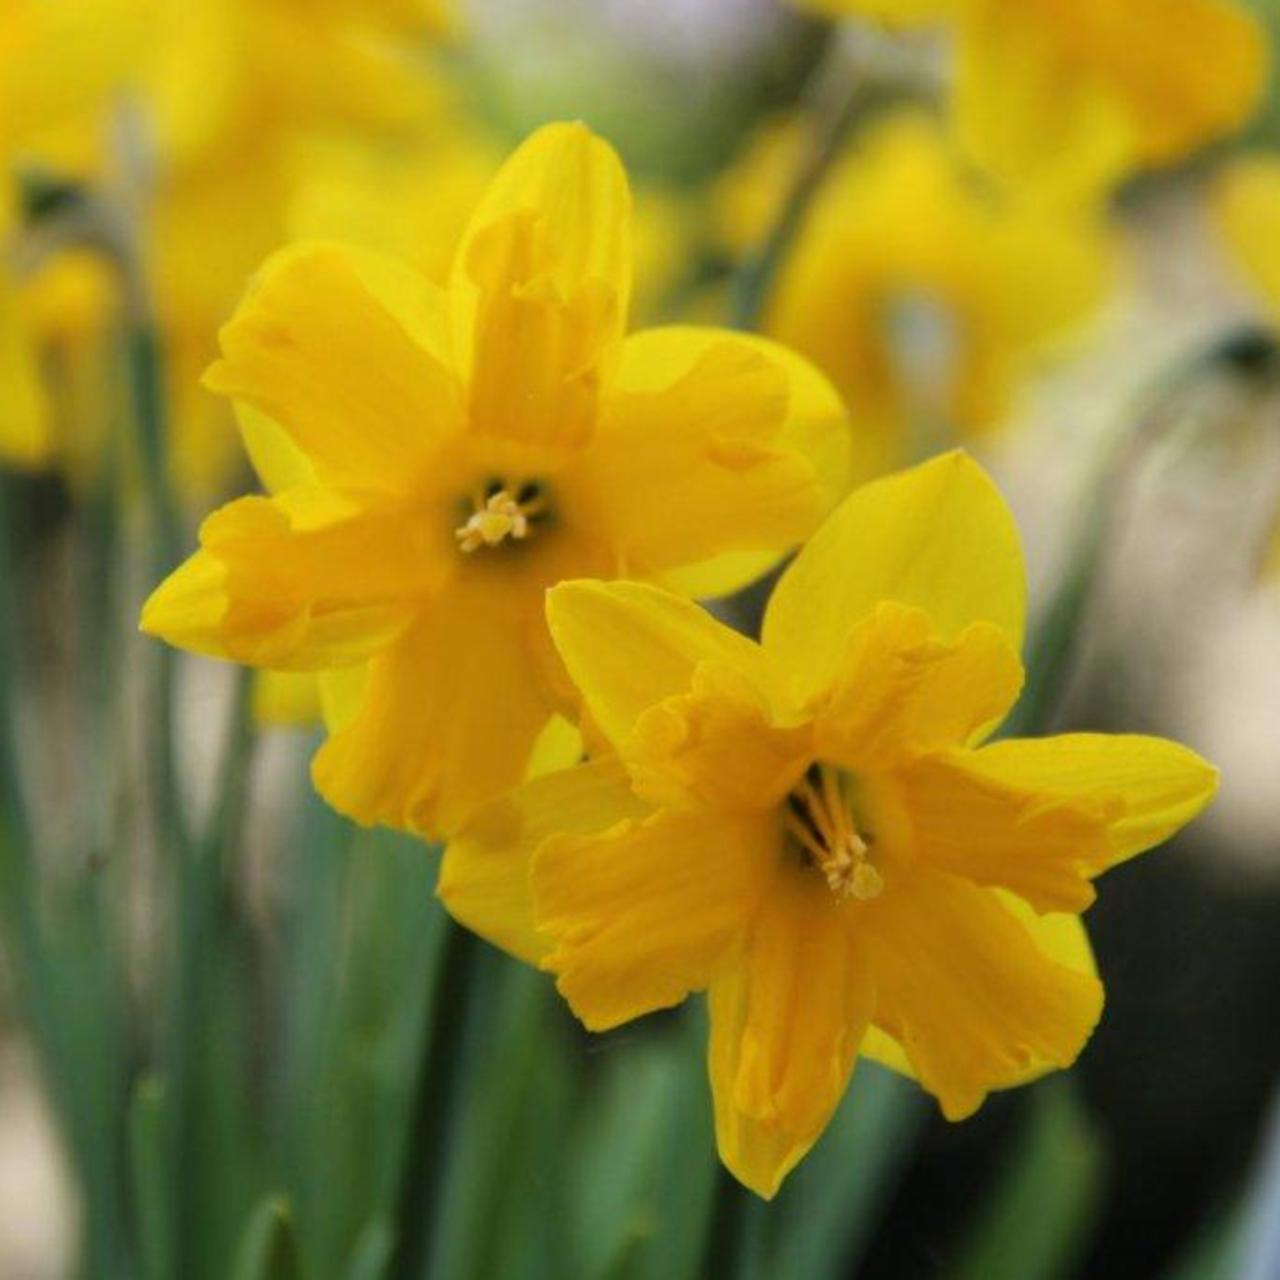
xmin=420 ymin=958 xmax=574 ymax=1280
xmin=278 ymin=819 xmax=449 ymax=1279
xmin=232 ymin=1197 xmax=305 ymax=1280
xmin=951 ymin=1079 xmax=1106 ymax=1280
xmin=129 ymin=1075 xmax=174 ymax=1280
xmin=569 ymin=1012 xmax=717 ymax=1280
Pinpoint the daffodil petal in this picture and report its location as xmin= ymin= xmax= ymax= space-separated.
xmin=815 ymin=602 xmax=1024 ymax=768
xmin=957 ymin=734 xmax=1220 ymax=873
xmin=864 ymin=868 xmax=1103 ymax=1120
xmin=588 ymin=326 xmax=852 ymax=598
xmin=546 ymin=579 xmax=785 ymax=752
xmin=438 ymin=757 xmax=646 ymax=966
xmin=764 ymin=452 xmax=1025 ymax=702
xmin=708 ymin=868 xmax=874 ymax=1199
xmin=625 ymin=663 xmax=812 ymax=814
xmin=860 ymin=890 xmax=1097 ymax=1085
xmin=235 ymin=402 xmax=315 ymax=495
xmin=450 ymin=120 xmax=632 ymax=375
xmin=140 ymin=492 xmax=443 ymax=670
xmin=205 ymin=241 xmax=460 ymax=492
xmin=900 ymin=751 xmax=1105 ymax=913
xmin=312 ymin=591 xmax=555 ymax=836
xmin=532 ymin=808 xmax=777 ymax=1031
xmin=566 ymin=330 xmax=835 ymax=585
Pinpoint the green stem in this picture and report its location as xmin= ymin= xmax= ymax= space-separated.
xmin=728 ymin=40 xmax=869 ymax=333
xmin=124 ymin=318 xmax=209 ymax=1274
xmin=389 ymin=919 xmax=480 ymax=1278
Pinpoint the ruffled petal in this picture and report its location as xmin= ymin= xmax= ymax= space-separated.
xmin=532 ymin=808 xmax=778 ymax=1031
xmin=449 ymin=122 xmax=631 ymax=467
xmin=311 ymin=581 xmax=555 ymax=836
xmin=450 ymin=120 xmax=632 ymax=373
xmin=900 ymin=751 xmax=1106 ymax=913
xmin=205 ymin=241 xmax=460 ymax=492
xmin=814 ymin=602 xmax=1023 ymax=767
xmin=949 ymin=733 xmax=1220 ymax=875
xmin=863 ymin=868 xmax=1103 ymax=1120
xmin=546 ymin=579 xmax=786 ymax=752
xmin=438 ymin=757 xmax=645 ymax=966
xmin=708 ymin=866 xmax=874 ymax=1199
xmin=140 ymin=491 xmax=439 ymax=669
xmin=859 ymin=890 xmax=1097 ymax=1086
xmin=625 ymin=662 xmax=812 ymax=814
xmin=564 ymin=329 xmax=835 ymax=585
xmin=764 ymin=452 xmax=1026 ymax=704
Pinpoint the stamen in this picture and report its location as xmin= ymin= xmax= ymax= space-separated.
xmin=455 ymin=486 xmax=545 ymax=553
xmin=787 ymin=765 xmax=883 ymax=901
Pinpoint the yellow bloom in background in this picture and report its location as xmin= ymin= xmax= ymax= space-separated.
xmin=0 ymin=0 xmax=151 ymax=175
xmin=144 ymin=0 xmax=444 ymax=172
xmin=1217 ymin=153 xmax=1280 ymax=326
xmin=14 ymin=249 xmax=120 ymax=486
xmin=0 ymin=0 xmax=150 ymax=474
xmin=795 ymin=0 xmax=1267 ymax=203
xmin=0 ymin=189 xmax=50 ymax=469
xmin=142 ymin=122 xmax=852 ymax=835
xmin=755 ymin=111 xmax=1109 ymax=472
xmin=440 ymin=451 xmax=1218 ymax=1198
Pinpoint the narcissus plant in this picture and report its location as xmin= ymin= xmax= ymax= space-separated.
xmin=440 ymin=451 xmax=1217 ymax=1197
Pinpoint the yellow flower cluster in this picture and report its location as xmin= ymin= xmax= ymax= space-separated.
xmin=142 ymin=122 xmax=1218 ymax=1197
xmin=796 ymin=0 xmax=1269 ymax=204
xmin=0 ymin=0 xmax=459 ymax=497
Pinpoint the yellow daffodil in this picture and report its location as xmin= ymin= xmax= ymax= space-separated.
xmin=796 ymin=0 xmax=1267 ymax=203
xmin=440 ymin=451 xmax=1217 ymax=1198
xmin=1217 ymin=154 xmax=1280 ymax=326
xmin=756 ymin=111 xmax=1108 ymax=471
xmin=141 ymin=122 xmax=852 ymax=835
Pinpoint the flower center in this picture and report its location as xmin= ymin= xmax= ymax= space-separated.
xmin=785 ymin=763 xmax=884 ymax=901
xmin=454 ymin=480 xmax=548 ymax=553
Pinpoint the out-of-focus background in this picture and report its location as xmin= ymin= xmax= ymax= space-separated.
xmin=4 ymin=0 xmax=1280 ymax=1277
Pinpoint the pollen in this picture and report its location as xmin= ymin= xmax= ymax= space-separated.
xmin=785 ymin=765 xmax=884 ymax=901
xmin=455 ymin=485 xmax=546 ymax=553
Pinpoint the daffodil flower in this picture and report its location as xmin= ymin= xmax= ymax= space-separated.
xmin=795 ymin=0 xmax=1267 ymax=203
xmin=141 ymin=122 xmax=851 ymax=836
xmin=439 ymin=451 xmax=1217 ymax=1198
xmin=752 ymin=111 xmax=1110 ymax=470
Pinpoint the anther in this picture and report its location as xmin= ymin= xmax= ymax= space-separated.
xmin=786 ymin=765 xmax=883 ymax=901
xmin=455 ymin=485 xmax=546 ymax=553
xmin=455 ymin=489 xmax=529 ymax=552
